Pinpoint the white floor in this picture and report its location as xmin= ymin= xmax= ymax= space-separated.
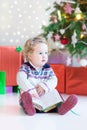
xmin=0 ymin=93 xmax=87 ymax=130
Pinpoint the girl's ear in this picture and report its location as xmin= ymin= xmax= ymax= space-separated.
xmin=27 ymin=53 xmax=32 ymax=60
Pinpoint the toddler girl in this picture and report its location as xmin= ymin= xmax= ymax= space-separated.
xmin=16 ymin=36 xmax=78 ymax=116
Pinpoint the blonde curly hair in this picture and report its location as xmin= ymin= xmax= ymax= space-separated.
xmin=22 ymin=36 xmax=48 ymax=61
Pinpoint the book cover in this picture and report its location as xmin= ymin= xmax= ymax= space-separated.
xmin=32 ymin=89 xmax=63 ymax=112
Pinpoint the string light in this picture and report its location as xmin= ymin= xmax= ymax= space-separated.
xmin=80 ymin=33 xmax=84 ymax=39
xmin=0 ymin=0 xmax=53 ymax=45
xmin=75 ymin=13 xmax=83 ymax=20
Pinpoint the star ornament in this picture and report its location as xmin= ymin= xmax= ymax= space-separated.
xmin=63 ymin=3 xmax=73 ymax=14
xmin=54 ymin=34 xmax=60 ymax=41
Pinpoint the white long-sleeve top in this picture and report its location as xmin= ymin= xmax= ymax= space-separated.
xmin=16 ymin=62 xmax=58 ymax=96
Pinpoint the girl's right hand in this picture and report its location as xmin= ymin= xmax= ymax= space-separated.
xmin=36 ymin=85 xmax=45 ymax=97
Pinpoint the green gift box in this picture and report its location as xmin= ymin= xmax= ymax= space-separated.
xmin=0 ymin=71 xmax=6 ymax=94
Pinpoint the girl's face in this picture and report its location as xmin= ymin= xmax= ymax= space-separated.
xmin=28 ymin=43 xmax=48 ymax=69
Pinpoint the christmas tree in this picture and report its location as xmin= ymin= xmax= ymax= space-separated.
xmin=41 ymin=0 xmax=87 ymax=57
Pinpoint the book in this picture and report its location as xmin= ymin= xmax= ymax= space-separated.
xmin=32 ymin=89 xmax=63 ymax=112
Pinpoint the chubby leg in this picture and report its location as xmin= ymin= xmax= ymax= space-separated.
xmin=20 ymin=91 xmax=36 ymax=116
xmin=58 ymin=94 xmax=78 ymax=115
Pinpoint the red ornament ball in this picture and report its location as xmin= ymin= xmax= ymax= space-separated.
xmin=61 ymin=38 xmax=68 ymax=45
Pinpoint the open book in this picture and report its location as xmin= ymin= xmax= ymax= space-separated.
xmin=32 ymin=89 xmax=63 ymax=112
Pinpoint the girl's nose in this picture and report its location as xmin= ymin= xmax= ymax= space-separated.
xmin=42 ymin=54 xmax=46 ymax=58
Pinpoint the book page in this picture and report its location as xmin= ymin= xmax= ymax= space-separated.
xmin=32 ymin=89 xmax=63 ymax=110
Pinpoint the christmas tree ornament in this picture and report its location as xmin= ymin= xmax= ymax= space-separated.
xmin=50 ymin=16 xmax=58 ymax=23
xmin=54 ymin=34 xmax=60 ymax=41
xmin=82 ymin=24 xmax=86 ymax=30
xmin=61 ymin=37 xmax=68 ymax=45
xmin=79 ymin=59 xmax=87 ymax=66
xmin=53 ymin=18 xmax=58 ymax=24
xmin=66 ymin=57 xmax=72 ymax=66
xmin=75 ymin=6 xmax=82 ymax=14
xmin=55 ymin=41 xmax=65 ymax=49
xmin=60 ymin=29 xmax=65 ymax=35
xmin=57 ymin=10 xmax=62 ymax=21
xmin=71 ymin=30 xmax=77 ymax=48
xmin=63 ymin=3 xmax=74 ymax=14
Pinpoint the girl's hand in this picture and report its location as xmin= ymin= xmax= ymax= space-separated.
xmin=36 ymin=85 xmax=45 ymax=97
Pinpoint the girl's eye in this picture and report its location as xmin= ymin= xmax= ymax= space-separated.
xmin=39 ymin=52 xmax=42 ymax=55
xmin=45 ymin=52 xmax=48 ymax=54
